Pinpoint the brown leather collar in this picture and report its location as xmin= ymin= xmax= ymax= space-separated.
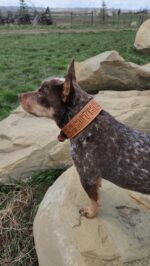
xmin=58 ymin=99 xmax=102 ymax=141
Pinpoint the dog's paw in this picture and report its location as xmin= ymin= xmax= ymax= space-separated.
xmin=79 ymin=206 xmax=97 ymax=218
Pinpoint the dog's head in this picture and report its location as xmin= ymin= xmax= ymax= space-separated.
xmin=19 ymin=59 xmax=76 ymax=120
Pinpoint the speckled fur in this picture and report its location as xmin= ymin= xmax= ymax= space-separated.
xmin=71 ymin=108 xmax=150 ymax=194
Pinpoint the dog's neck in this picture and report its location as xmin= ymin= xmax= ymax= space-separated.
xmin=55 ymin=86 xmax=92 ymax=130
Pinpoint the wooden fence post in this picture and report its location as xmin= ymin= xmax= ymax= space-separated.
xmin=70 ymin=12 xmax=73 ymax=24
xmin=91 ymin=11 xmax=94 ymax=25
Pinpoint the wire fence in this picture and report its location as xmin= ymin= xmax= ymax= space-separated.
xmin=51 ymin=11 xmax=150 ymax=27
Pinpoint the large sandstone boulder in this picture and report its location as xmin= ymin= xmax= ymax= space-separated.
xmin=134 ymin=19 xmax=150 ymax=53
xmin=0 ymin=90 xmax=150 ymax=183
xmin=75 ymin=51 xmax=150 ymax=91
xmin=33 ymin=166 xmax=150 ymax=266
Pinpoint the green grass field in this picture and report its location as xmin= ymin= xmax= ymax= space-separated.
xmin=0 ymin=30 xmax=150 ymax=120
xmin=0 ymin=28 xmax=150 ymax=265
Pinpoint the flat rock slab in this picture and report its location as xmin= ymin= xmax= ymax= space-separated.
xmin=0 ymin=90 xmax=150 ymax=183
xmin=33 ymin=166 xmax=150 ymax=266
xmin=97 ymin=90 xmax=150 ymax=133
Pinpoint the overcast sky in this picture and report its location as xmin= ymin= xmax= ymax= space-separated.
xmin=0 ymin=0 xmax=150 ymax=10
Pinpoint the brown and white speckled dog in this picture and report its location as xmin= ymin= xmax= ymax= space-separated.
xmin=19 ymin=60 xmax=150 ymax=218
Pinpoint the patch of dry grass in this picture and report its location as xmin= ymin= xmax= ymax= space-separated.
xmin=0 ymin=169 xmax=63 ymax=266
xmin=0 ymin=184 xmax=38 ymax=266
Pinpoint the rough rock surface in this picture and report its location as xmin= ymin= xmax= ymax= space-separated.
xmin=0 ymin=107 xmax=71 ymax=183
xmin=97 ymin=90 xmax=150 ymax=133
xmin=33 ymin=166 xmax=150 ymax=266
xmin=134 ymin=19 xmax=150 ymax=53
xmin=75 ymin=51 xmax=150 ymax=91
xmin=0 ymin=90 xmax=150 ymax=183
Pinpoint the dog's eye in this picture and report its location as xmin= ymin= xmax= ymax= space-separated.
xmin=38 ymin=96 xmax=50 ymax=108
xmin=38 ymin=89 xmax=44 ymax=96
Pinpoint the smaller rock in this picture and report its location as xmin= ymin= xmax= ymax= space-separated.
xmin=75 ymin=51 xmax=150 ymax=91
xmin=134 ymin=19 xmax=150 ymax=53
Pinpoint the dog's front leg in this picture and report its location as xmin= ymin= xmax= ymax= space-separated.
xmin=79 ymin=178 xmax=101 ymax=218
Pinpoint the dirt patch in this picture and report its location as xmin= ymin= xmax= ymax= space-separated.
xmin=0 ymin=28 xmax=130 ymax=36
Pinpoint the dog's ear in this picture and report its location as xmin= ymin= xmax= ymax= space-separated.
xmin=62 ymin=59 xmax=76 ymax=103
xmin=67 ymin=58 xmax=76 ymax=81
